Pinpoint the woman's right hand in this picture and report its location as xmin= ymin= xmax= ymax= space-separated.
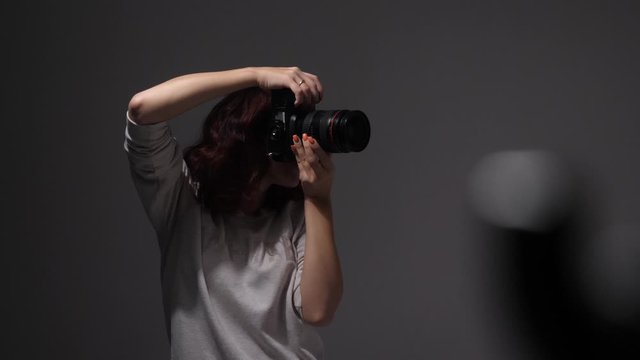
xmin=251 ymin=66 xmax=324 ymax=107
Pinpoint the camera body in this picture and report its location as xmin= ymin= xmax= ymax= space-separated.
xmin=267 ymin=89 xmax=371 ymax=162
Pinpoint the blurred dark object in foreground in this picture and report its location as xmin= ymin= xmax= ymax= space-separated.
xmin=469 ymin=151 xmax=640 ymax=359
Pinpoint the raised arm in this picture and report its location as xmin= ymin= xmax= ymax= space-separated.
xmin=128 ymin=67 xmax=324 ymax=125
xmin=291 ymin=134 xmax=343 ymax=326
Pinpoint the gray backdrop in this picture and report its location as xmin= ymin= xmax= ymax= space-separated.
xmin=6 ymin=0 xmax=640 ymax=359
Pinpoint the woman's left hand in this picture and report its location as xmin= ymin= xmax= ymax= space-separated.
xmin=290 ymin=133 xmax=335 ymax=201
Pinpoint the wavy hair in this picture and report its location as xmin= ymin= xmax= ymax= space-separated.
xmin=184 ymin=87 xmax=302 ymax=216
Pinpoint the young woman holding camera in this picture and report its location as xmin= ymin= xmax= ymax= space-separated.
xmin=124 ymin=67 xmax=342 ymax=359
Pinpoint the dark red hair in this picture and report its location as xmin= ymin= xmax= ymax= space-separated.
xmin=184 ymin=87 xmax=302 ymax=216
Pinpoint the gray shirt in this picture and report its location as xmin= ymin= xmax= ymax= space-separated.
xmin=123 ymin=111 xmax=323 ymax=359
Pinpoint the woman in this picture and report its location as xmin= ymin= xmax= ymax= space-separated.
xmin=124 ymin=67 xmax=343 ymax=359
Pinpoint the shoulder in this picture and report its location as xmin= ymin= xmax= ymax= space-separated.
xmin=181 ymin=161 xmax=200 ymax=198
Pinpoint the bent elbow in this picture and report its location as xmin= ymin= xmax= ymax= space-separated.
xmin=127 ymin=93 xmax=149 ymax=124
xmin=303 ymin=310 xmax=335 ymax=327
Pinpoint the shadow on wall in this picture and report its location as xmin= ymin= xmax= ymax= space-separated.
xmin=469 ymin=151 xmax=640 ymax=359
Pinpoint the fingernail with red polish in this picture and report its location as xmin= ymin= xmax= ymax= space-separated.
xmin=303 ymin=133 xmax=308 ymax=141
xmin=309 ymin=137 xmax=315 ymax=144
xmin=293 ymin=135 xmax=300 ymax=143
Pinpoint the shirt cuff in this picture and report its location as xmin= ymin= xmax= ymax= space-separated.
xmin=126 ymin=109 xmax=141 ymax=125
xmin=124 ymin=109 xmax=172 ymax=152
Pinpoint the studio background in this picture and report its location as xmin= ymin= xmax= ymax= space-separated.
xmin=6 ymin=1 xmax=640 ymax=359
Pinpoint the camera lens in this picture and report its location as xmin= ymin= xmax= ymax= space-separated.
xmin=296 ymin=110 xmax=370 ymax=153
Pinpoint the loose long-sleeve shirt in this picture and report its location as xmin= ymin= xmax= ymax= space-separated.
xmin=123 ymin=111 xmax=323 ymax=359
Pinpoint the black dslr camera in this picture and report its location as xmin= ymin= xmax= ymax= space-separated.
xmin=267 ymin=89 xmax=371 ymax=162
